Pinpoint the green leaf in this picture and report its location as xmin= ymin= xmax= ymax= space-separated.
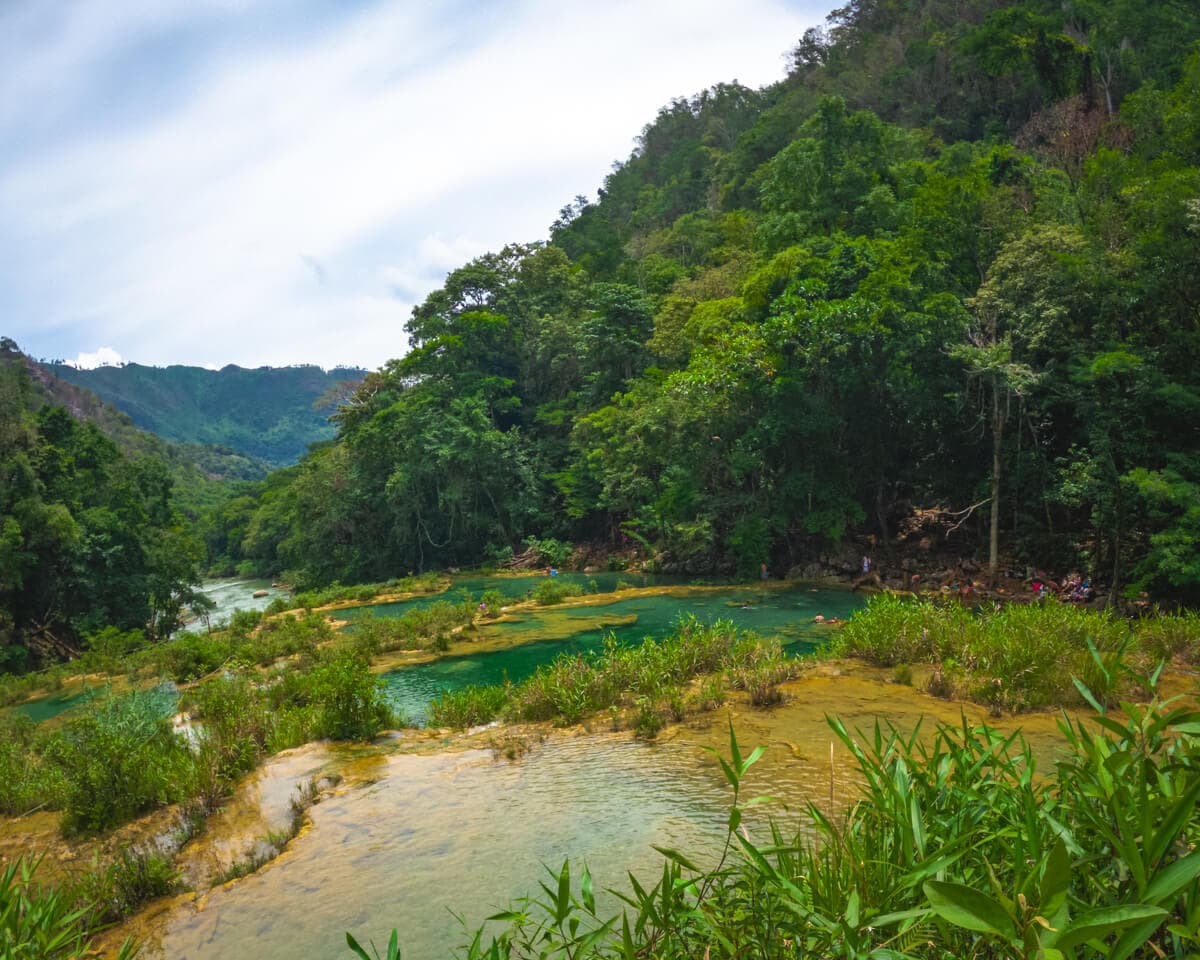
xmin=650 ymin=845 xmax=701 ymax=872
xmin=923 ymin=881 xmax=1015 ymax=937
xmin=1144 ymin=849 xmax=1200 ymax=904
xmin=345 ymin=933 xmax=375 ymax=960
xmin=1073 ymin=678 xmax=1106 ymax=715
xmin=1040 ymin=839 xmax=1071 ymax=916
xmin=1147 ymin=779 xmax=1200 ymax=868
xmin=1053 ymin=904 xmax=1167 ymax=952
xmin=581 ymin=864 xmax=595 ymax=914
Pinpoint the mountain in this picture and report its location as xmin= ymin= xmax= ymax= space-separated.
xmin=0 ymin=340 xmax=213 ymax=659
xmin=0 ymin=340 xmax=261 ymax=510
xmin=44 ymin=361 xmax=365 ymax=466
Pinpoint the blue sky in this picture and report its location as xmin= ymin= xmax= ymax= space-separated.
xmin=1 ymin=0 xmax=828 ymax=370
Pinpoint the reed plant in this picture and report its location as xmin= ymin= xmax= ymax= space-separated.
xmin=350 ymin=597 xmax=481 ymax=655
xmin=55 ymin=688 xmax=192 ymax=835
xmin=1134 ymin=608 xmax=1200 ymax=663
xmin=0 ymin=856 xmax=139 ymax=960
xmin=0 ymin=715 xmax=67 ymax=816
xmin=74 ymin=844 xmax=180 ymax=927
xmin=427 ymin=683 xmax=510 ymax=728
xmin=831 ymin=595 xmax=1158 ymax=711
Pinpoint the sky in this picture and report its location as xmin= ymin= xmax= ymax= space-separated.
xmin=1 ymin=0 xmax=829 ymax=372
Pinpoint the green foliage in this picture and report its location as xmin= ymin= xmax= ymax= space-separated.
xmin=832 ymin=595 xmax=1195 ymax=712
xmin=830 ymin=595 xmax=1137 ymax=710
xmin=0 ymin=354 xmax=205 ymax=663
xmin=56 ymin=689 xmax=188 ymax=835
xmin=427 ymin=617 xmax=795 ymax=730
xmin=289 ymin=573 xmax=447 ymax=611
xmin=521 ymin=537 xmax=573 ymax=568
xmin=75 ymin=844 xmax=180 ymax=928
xmin=427 ymin=684 xmax=511 ymax=729
xmin=211 ymin=9 xmax=1200 ymax=602
xmin=309 ymin=647 xmax=394 ymax=741
xmin=532 ymin=579 xmax=585 ymax=606
xmin=0 ymin=855 xmax=138 ymax=960
xmin=0 ymin=716 xmax=66 ymax=816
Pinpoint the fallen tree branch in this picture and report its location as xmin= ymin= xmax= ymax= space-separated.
xmin=945 ymin=498 xmax=991 ymax=536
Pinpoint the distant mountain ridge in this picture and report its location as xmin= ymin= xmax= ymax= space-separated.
xmin=45 ymin=360 xmax=365 ymax=465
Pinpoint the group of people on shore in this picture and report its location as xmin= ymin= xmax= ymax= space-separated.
xmin=1031 ymin=572 xmax=1095 ymax=603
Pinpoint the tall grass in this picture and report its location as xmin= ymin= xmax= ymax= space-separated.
xmin=427 ymin=618 xmax=797 ymax=730
xmin=830 ymin=595 xmax=1169 ymax=711
xmin=0 ymin=715 xmax=67 ymax=815
xmin=350 ymin=596 xmax=480 ymax=655
xmin=358 ymin=679 xmax=1200 ymax=960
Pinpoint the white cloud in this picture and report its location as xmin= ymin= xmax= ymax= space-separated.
xmin=71 ymin=346 xmax=123 ymax=369
xmin=0 ymin=0 xmax=831 ymax=371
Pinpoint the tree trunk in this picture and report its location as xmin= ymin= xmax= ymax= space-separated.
xmin=989 ymin=383 xmax=1003 ymax=585
xmin=875 ymin=481 xmax=890 ymax=546
xmin=1109 ymin=493 xmax=1122 ymax=609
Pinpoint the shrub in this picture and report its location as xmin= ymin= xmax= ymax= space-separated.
xmin=632 ymin=697 xmax=666 ymax=740
xmin=75 ymin=845 xmax=180 ymax=927
xmin=56 ymin=690 xmax=188 ymax=835
xmin=427 ymin=684 xmax=509 ymax=728
xmin=0 ymin=717 xmax=66 ymax=815
xmin=533 ymin=579 xmax=585 ymax=606
xmin=185 ymin=674 xmax=275 ymax=800
xmin=523 ymin=536 xmax=573 ymax=568
xmin=309 ymin=648 xmax=393 ymax=741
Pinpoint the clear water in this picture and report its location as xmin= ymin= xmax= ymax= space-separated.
xmin=111 ymin=681 xmax=1074 ymax=960
xmin=12 ymin=680 xmax=178 ymax=724
xmin=120 ymin=735 xmax=738 ymax=960
xmin=11 ymin=685 xmax=104 ymax=723
xmin=374 ymin=583 xmax=864 ymax=723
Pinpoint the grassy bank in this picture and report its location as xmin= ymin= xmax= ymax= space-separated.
xmin=829 ymin=595 xmax=1200 ymax=713
xmin=0 ymin=615 xmax=397 ymax=830
xmin=357 ymin=683 xmax=1200 ymax=960
xmin=428 ymin=617 xmax=795 ymax=734
xmin=287 ymin=572 xmax=449 ymax=611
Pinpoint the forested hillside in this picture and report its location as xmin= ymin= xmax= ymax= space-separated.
xmin=0 ymin=341 xmax=206 ymax=670
xmin=206 ymin=0 xmax=1200 ymax=602
xmin=46 ymin=360 xmax=363 ymax=465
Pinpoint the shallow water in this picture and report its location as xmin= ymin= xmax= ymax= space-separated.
xmin=339 ymin=571 xmax=680 ymax=620
xmin=110 ymin=675 xmax=1076 ymax=960
xmin=12 ymin=678 xmax=177 ymax=724
xmin=11 ymin=683 xmax=104 ymax=722
xmin=379 ymin=583 xmax=864 ymax=722
xmin=118 ymin=735 xmax=735 ymax=960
